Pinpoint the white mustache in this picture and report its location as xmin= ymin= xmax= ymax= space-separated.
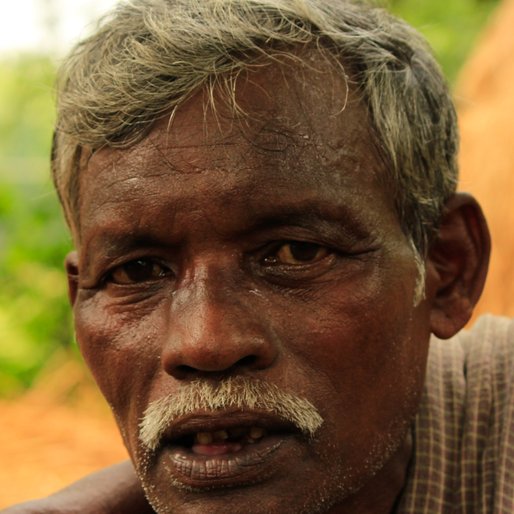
xmin=139 ymin=376 xmax=324 ymax=451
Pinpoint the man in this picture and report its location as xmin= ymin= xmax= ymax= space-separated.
xmin=4 ymin=0 xmax=513 ymax=513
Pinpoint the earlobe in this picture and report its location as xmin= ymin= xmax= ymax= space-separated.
xmin=426 ymin=193 xmax=490 ymax=339
xmin=65 ymin=250 xmax=80 ymax=306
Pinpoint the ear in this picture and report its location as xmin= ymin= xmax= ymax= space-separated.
xmin=65 ymin=251 xmax=80 ymax=306
xmin=426 ymin=193 xmax=490 ymax=339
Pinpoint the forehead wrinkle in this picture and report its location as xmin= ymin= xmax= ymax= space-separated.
xmin=145 ymin=135 xmax=182 ymax=174
xmin=145 ymin=122 xmax=313 ymax=183
xmin=81 ymin=146 xmax=146 ymax=201
xmin=86 ymin=143 xmax=133 ymax=177
xmin=81 ymin=157 xmax=181 ymax=230
xmin=243 ymin=119 xmax=309 ymax=155
xmin=148 ymin=119 xmax=251 ymax=176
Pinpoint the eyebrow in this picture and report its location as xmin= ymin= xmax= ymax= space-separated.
xmin=86 ymin=229 xmax=182 ymax=264
xmin=232 ymin=199 xmax=368 ymax=235
xmin=84 ymin=197 xmax=372 ymax=254
xmin=237 ymin=202 xmax=372 ymax=240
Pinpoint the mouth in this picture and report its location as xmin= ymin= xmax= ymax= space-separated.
xmin=154 ymin=411 xmax=302 ymax=488
xmin=176 ymin=424 xmax=273 ymax=455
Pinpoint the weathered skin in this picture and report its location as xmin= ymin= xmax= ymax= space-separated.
xmin=61 ymin=59 xmax=489 ymax=514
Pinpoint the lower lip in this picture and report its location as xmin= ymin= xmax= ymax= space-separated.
xmin=160 ymin=434 xmax=295 ymax=487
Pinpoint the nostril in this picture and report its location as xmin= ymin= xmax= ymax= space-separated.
xmin=171 ymin=355 xmax=260 ymax=379
xmin=236 ymin=355 xmax=258 ymax=367
xmin=176 ymin=364 xmax=197 ymax=375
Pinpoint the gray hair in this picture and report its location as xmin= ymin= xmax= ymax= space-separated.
xmin=52 ymin=0 xmax=458 ymax=253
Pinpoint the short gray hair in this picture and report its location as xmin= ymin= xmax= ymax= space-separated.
xmin=52 ymin=0 xmax=458 ymax=253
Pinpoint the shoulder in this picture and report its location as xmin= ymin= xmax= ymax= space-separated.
xmin=427 ymin=314 xmax=514 ymax=386
xmin=460 ymin=314 xmax=514 ymax=362
xmin=398 ymin=316 xmax=514 ymax=513
xmin=456 ymin=315 xmax=514 ymax=404
xmin=440 ymin=315 xmax=514 ymax=511
xmin=425 ymin=314 xmax=514 ymax=431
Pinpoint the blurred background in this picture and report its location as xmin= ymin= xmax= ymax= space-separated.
xmin=1 ymin=0 xmax=513 ymax=507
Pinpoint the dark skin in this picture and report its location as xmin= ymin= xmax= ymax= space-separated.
xmin=1 ymin=462 xmax=151 ymax=514
xmin=2 ymin=58 xmax=490 ymax=514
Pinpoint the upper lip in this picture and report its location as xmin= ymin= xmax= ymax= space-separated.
xmin=162 ymin=410 xmax=300 ymax=444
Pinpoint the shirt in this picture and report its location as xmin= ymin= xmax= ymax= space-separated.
xmin=397 ymin=315 xmax=514 ymax=513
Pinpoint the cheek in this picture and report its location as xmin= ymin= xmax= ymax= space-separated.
xmin=74 ymin=296 xmax=167 ymax=451
xmin=272 ymin=266 xmax=429 ymax=439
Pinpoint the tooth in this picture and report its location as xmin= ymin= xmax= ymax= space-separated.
xmin=196 ymin=432 xmax=213 ymax=445
xmin=213 ymin=430 xmax=229 ymax=441
xmin=249 ymin=427 xmax=265 ymax=440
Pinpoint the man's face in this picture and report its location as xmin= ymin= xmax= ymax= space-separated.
xmin=69 ymin=58 xmax=433 ymax=513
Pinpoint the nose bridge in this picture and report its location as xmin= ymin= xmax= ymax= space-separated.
xmin=176 ymin=266 xmax=237 ymax=350
xmin=161 ymin=259 xmax=278 ymax=378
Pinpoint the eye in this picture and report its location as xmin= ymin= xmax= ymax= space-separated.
xmin=263 ymin=241 xmax=330 ymax=266
xmin=106 ymin=259 xmax=172 ymax=285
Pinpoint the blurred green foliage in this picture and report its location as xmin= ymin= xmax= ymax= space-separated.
xmin=389 ymin=0 xmax=499 ymax=83
xmin=0 ymin=0 xmax=501 ymax=396
xmin=0 ymin=55 xmax=74 ymax=395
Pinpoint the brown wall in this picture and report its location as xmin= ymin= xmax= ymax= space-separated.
xmin=457 ymin=0 xmax=514 ymax=321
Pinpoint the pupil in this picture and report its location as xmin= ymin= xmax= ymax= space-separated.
xmin=125 ymin=260 xmax=155 ymax=281
xmin=289 ymin=243 xmax=320 ymax=261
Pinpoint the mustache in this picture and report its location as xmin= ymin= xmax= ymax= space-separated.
xmin=139 ymin=376 xmax=324 ymax=451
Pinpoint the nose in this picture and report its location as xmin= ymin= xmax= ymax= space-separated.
xmin=161 ymin=270 xmax=279 ymax=380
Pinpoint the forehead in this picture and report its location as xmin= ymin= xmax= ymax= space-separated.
xmin=78 ymin=56 xmax=391 ymax=239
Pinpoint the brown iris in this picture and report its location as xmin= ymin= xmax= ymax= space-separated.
xmin=109 ymin=259 xmax=171 ymax=285
xmin=267 ymin=242 xmax=330 ymax=265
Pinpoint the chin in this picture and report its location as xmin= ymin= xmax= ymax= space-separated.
xmin=133 ymin=425 xmax=407 ymax=514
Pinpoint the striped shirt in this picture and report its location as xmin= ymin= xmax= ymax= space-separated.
xmin=397 ymin=315 xmax=514 ymax=513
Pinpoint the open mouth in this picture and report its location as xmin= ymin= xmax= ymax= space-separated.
xmin=156 ymin=413 xmax=301 ymax=486
xmin=175 ymin=425 xmax=270 ymax=456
